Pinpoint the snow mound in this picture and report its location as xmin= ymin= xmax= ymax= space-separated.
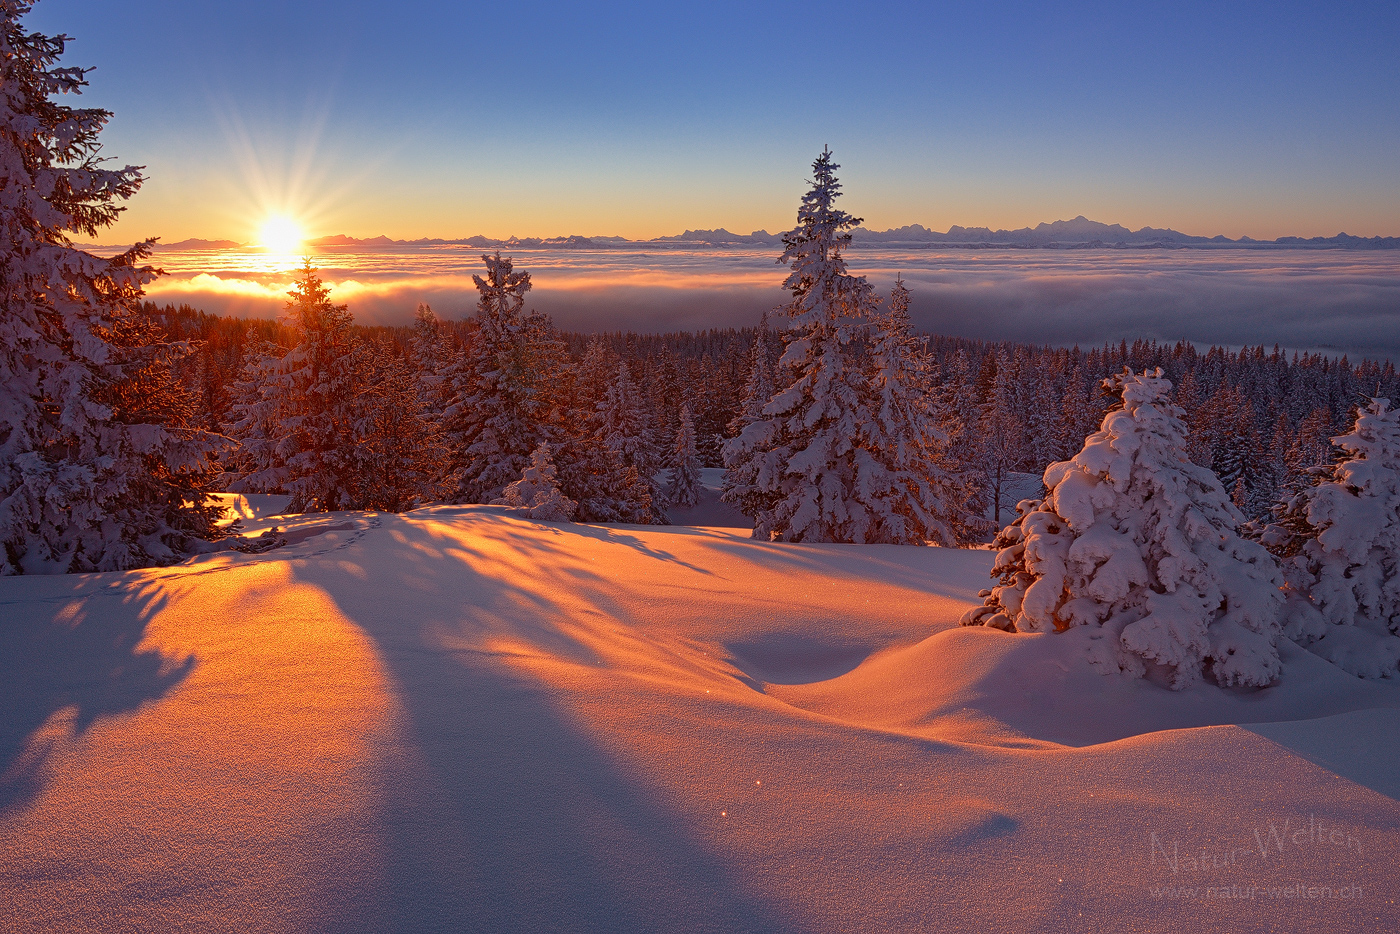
xmin=725 ymin=633 xmax=877 ymax=685
xmin=763 ymin=623 xmax=1400 ymax=749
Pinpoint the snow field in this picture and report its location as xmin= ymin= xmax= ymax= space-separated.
xmin=3 ymin=508 xmax=1398 ymax=932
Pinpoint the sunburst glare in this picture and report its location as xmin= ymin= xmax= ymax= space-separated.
xmin=258 ymin=215 xmax=304 ymax=254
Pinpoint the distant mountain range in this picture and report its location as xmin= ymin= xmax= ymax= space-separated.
xmin=646 ymin=217 xmax=1400 ymax=250
xmin=122 ymin=218 xmax=1399 ymax=252
xmin=851 ymin=216 xmax=1400 ymax=250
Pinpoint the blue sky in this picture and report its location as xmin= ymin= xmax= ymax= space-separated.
xmin=28 ymin=0 xmax=1400 ymax=242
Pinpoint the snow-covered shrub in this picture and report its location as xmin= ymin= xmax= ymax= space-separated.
xmin=961 ymin=369 xmax=1286 ymax=689
xmin=1256 ymin=398 xmax=1400 ymax=677
xmin=0 ymin=4 xmax=230 ymax=573
xmin=494 ymin=443 xmax=576 ymax=521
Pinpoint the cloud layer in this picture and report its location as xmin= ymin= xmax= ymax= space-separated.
xmin=142 ymin=246 xmax=1400 ymax=359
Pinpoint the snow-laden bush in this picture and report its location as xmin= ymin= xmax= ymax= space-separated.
xmin=1257 ymin=398 xmax=1400 ymax=678
xmin=494 ymin=443 xmax=576 ymax=521
xmin=961 ymin=369 xmax=1286 ymax=689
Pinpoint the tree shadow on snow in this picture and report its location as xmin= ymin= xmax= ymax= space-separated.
xmin=559 ymin=521 xmax=719 ymax=577
xmin=703 ymin=535 xmax=992 ymax=604
xmin=284 ymin=521 xmax=795 ymax=934
xmin=0 ymin=581 xmax=194 ymax=815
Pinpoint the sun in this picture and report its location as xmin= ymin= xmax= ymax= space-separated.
xmin=258 ymin=215 xmax=304 ymax=253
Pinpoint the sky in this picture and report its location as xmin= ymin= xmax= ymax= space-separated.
xmin=26 ymin=0 xmax=1400 ymax=245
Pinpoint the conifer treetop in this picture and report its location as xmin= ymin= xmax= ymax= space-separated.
xmin=282 ymin=260 xmax=350 ymax=334
xmin=472 ymin=251 xmax=531 ymax=325
xmin=778 ymin=146 xmax=869 ymax=331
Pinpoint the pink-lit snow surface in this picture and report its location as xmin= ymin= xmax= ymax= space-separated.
xmin=3 ymin=504 xmax=1399 ymax=933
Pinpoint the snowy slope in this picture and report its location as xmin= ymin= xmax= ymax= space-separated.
xmin=2 ymin=507 xmax=1397 ymax=933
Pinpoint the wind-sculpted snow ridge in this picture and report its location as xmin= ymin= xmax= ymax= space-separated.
xmin=3 ymin=507 xmax=1398 ymax=933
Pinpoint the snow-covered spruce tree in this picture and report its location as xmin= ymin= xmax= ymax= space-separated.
xmin=351 ymin=339 xmax=450 ymax=512
xmin=1280 ymin=407 xmax=1337 ymax=496
xmin=95 ymin=310 xmax=235 ymax=553
xmin=721 ymin=147 xmax=872 ymax=541
xmin=979 ymin=352 xmax=1028 ymax=528
xmin=691 ymin=352 xmax=733 ymax=468
xmin=228 ymin=262 xmax=361 ymax=512
xmin=223 ymin=333 xmax=286 ymax=491
xmin=855 ymin=276 xmax=962 ymax=545
xmin=1174 ymin=371 xmax=1214 ymax=468
xmin=724 ymin=150 xmax=962 ymax=544
xmin=650 ymin=344 xmax=683 ymax=448
xmin=558 ymin=438 xmax=656 ymax=523
xmin=1019 ymin=345 xmax=1060 ymax=471
xmin=961 ymin=369 xmax=1286 ymax=689
xmin=0 ymin=5 xmax=230 ymax=573
xmin=409 ymin=302 xmax=451 ymax=419
xmin=597 ymin=359 xmax=668 ymax=521
xmin=730 ymin=328 xmax=775 ymax=434
xmin=1256 ymin=398 xmax=1400 ymax=677
xmin=493 ymin=441 xmax=576 ymax=521
xmin=599 ymin=360 xmax=657 ymax=485
xmin=720 ymin=327 xmax=775 ymax=515
xmin=932 ymin=349 xmax=993 ymax=535
xmin=552 ymin=337 xmax=642 ymax=522
xmin=451 ymin=252 xmax=561 ymax=503
xmin=1056 ymin=366 xmax=1102 ymax=463
xmin=554 ymin=338 xmax=612 ymax=471
xmin=667 ymin=403 xmax=702 ymax=508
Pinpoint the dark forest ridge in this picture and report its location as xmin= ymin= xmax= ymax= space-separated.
xmin=115 ymin=217 xmax=1400 ymax=252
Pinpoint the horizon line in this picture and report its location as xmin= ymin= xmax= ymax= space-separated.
xmin=76 ymin=213 xmax=1400 ymax=252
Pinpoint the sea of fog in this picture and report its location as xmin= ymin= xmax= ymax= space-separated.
xmin=134 ymin=244 xmax=1400 ymax=360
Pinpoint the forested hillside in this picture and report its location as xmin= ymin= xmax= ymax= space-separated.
xmin=146 ymin=299 xmax=1399 ymax=524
